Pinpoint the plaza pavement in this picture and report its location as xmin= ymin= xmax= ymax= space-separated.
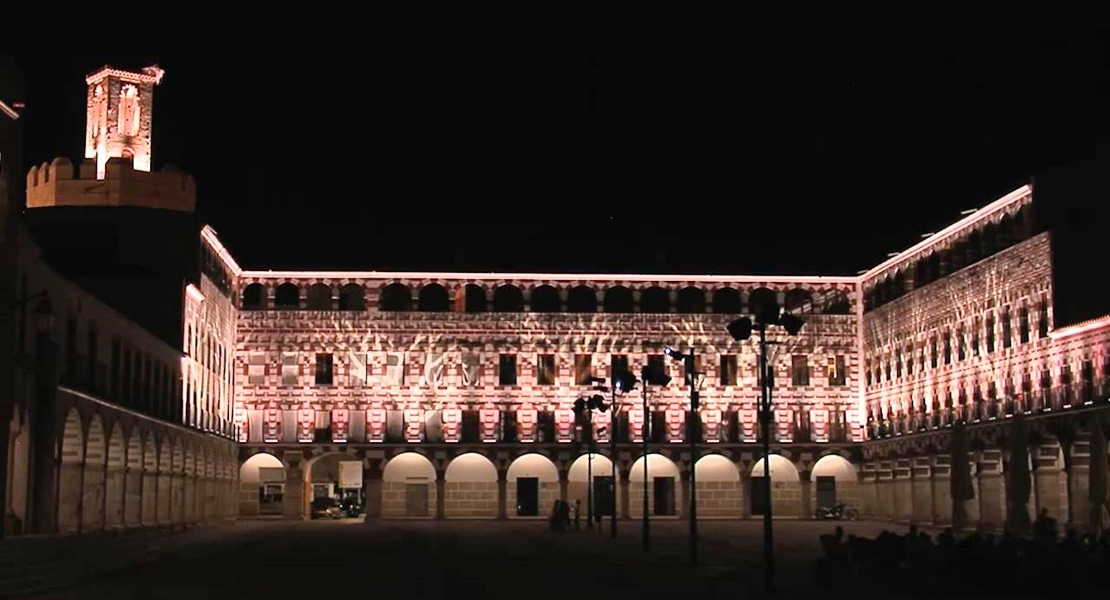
xmin=31 ymin=519 xmax=917 ymax=599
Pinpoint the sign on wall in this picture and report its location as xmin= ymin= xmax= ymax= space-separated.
xmin=338 ymin=461 xmax=364 ymax=489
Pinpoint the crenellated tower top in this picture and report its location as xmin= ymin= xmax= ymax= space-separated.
xmin=84 ymin=65 xmax=164 ymax=179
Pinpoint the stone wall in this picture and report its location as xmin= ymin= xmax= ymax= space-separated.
xmin=695 ymin=480 xmax=742 ymax=518
xmin=381 ymin=480 xmax=436 ymax=518
xmin=443 ymin=481 xmax=498 ymax=518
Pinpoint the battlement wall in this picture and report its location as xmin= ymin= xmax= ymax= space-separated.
xmin=26 ymin=157 xmax=195 ymax=212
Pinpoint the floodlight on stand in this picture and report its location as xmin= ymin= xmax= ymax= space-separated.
xmin=573 ymin=397 xmax=587 ymax=415
xmin=641 ymin=363 xmax=671 ymax=387
xmin=612 ymin=370 xmax=638 ymax=393
xmin=780 ymin=313 xmax=806 ymax=336
xmin=664 ymin=346 xmax=684 ymax=360
xmin=587 ymin=394 xmax=607 ymax=412
xmin=726 ymin=317 xmax=753 ymax=341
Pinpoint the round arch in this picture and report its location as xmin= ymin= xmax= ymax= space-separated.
xmin=57 ymin=409 xmax=84 ymax=533
xmin=506 ymin=453 xmax=559 ymax=518
xmin=628 ymin=453 xmax=681 ymax=518
xmin=568 ymin=453 xmax=615 ymax=520
xmin=239 ymin=452 xmax=284 ymax=516
xmin=381 ymin=452 xmax=436 ymax=518
xmin=694 ymin=454 xmax=742 ymax=518
xmin=105 ymin=424 xmax=126 ymax=529
xmin=305 ymin=452 xmax=365 ymax=516
xmin=810 ymin=454 xmax=861 ymax=514
xmin=82 ymin=416 xmax=108 ymax=529
xmin=750 ymin=454 xmax=803 ymax=519
xmin=444 ymin=453 xmax=498 ymax=519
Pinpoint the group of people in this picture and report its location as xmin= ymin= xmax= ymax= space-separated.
xmin=816 ymin=510 xmax=1110 ymax=596
xmin=549 ymin=500 xmax=604 ymax=532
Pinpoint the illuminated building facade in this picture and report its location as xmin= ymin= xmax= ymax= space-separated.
xmin=10 ymin=64 xmax=1109 ymax=534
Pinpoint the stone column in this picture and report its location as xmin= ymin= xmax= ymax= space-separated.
xmin=364 ymin=464 xmax=383 ymax=519
xmin=930 ymin=455 xmax=952 ymax=526
xmin=1032 ymin=444 xmax=1063 ymax=522
xmin=679 ymin=468 xmax=692 ymax=520
xmin=977 ymin=450 xmax=1004 ymax=531
xmin=558 ymin=468 xmax=569 ymax=503
xmin=497 ymin=468 xmax=508 ymax=520
xmin=435 ymin=468 xmax=446 ymax=520
xmin=124 ymin=466 xmax=142 ymax=527
xmin=876 ymin=460 xmax=894 ymax=521
xmin=799 ymin=470 xmax=813 ymax=520
xmin=893 ymin=459 xmax=913 ymax=523
xmin=105 ymin=465 xmax=125 ymax=528
xmin=282 ymin=452 xmax=306 ymax=521
xmin=858 ymin=462 xmax=877 ymax=518
xmin=740 ymin=470 xmax=752 ymax=519
xmin=1066 ymin=444 xmax=1091 ymax=530
xmin=911 ymin=458 xmax=932 ymax=524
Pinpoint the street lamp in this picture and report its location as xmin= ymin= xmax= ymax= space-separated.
xmin=610 ymin=370 xmax=637 ymax=538
xmin=665 ymin=346 xmax=703 ymax=567
xmin=573 ymin=394 xmax=607 ymax=529
xmin=727 ymin=294 xmax=805 ymax=595
xmin=639 ymin=361 xmax=671 ymax=553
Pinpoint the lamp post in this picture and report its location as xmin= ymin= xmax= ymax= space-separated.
xmin=29 ymin=295 xmax=60 ymax=535
xmin=574 ymin=394 xmax=608 ymax=530
xmin=727 ymin=297 xmax=805 ymax=595
xmin=665 ymin=346 xmax=702 ymax=567
xmin=639 ymin=362 xmax=671 ymax=553
xmin=610 ymin=370 xmax=637 ymax=538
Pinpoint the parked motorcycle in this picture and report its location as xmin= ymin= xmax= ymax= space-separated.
xmin=816 ymin=502 xmax=859 ymax=521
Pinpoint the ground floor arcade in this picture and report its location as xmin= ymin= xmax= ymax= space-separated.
xmin=238 ymin=445 xmax=861 ymax=521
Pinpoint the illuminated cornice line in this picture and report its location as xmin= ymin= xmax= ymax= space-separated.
xmin=85 ymin=65 xmax=165 ymax=86
xmin=1050 ymin=315 xmax=1110 ymax=341
xmin=859 ymin=185 xmax=1033 ymax=286
xmin=201 ymin=226 xmax=243 ymax=276
xmin=0 ymin=101 xmax=19 ymax=120
xmin=237 ymin=271 xmax=859 ymax=285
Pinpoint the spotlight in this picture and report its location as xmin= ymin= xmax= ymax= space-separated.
xmin=727 ymin=317 xmax=753 ymax=341
xmin=573 ymin=397 xmax=587 ymax=416
xmin=587 ymin=394 xmax=608 ymax=412
xmin=641 ymin=363 xmax=671 ymax=387
xmin=664 ymin=346 xmax=684 ymax=360
xmin=780 ymin=313 xmax=805 ymax=336
xmin=612 ymin=370 xmax=638 ymax=393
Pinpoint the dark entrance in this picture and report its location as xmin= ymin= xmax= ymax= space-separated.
xmin=750 ymin=476 xmax=769 ymax=516
xmin=815 ymin=475 xmax=837 ymax=508
xmin=516 ymin=477 xmax=540 ymax=516
xmin=593 ymin=476 xmax=615 ymax=517
xmin=653 ymin=476 xmax=676 ymax=516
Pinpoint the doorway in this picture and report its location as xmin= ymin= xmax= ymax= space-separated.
xmin=593 ymin=476 xmax=615 ymax=517
xmin=405 ymin=482 xmax=430 ymax=517
xmin=653 ymin=476 xmax=676 ymax=516
xmin=516 ymin=477 xmax=539 ymax=516
xmin=815 ymin=476 xmax=837 ymax=509
xmin=750 ymin=476 xmax=769 ymax=516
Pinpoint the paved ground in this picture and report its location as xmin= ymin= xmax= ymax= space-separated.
xmin=34 ymin=519 xmax=916 ymax=599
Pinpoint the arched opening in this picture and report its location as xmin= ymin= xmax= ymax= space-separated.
xmin=530 ymin=285 xmax=561 ymax=313
xmin=274 ymin=283 xmax=300 ymax=309
xmin=171 ymin=442 xmax=185 ymax=522
xmin=378 ymin=283 xmax=412 ymax=312
xmin=784 ymin=288 xmax=813 ymax=314
xmin=58 ymin=409 xmax=84 ymax=533
xmin=639 ymin=286 xmax=670 ymax=313
xmin=121 ymin=148 xmax=135 ymax=161
xmin=124 ymin=430 xmax=143 ymax=527
xmin=183 ymin=446 xmax=197 ymax=522
xmin=694 ymin=454 xmax=741 ymax=518
xmin=142 ymin=437 xmax=158 ymax=525
xmin=566 ymin=285 xmax=597 ymax=313
xmin=603 ymin=286 xmax=634 ymax=313
xmin=676 ymin=287 xmax=706 ymax=314
xmin=418 ymin=284 xmax=450 ymax=312
xmin=492 ymin=285 xmax=524 ymax=312
xmin=82 ymin=416 xmax=107 ymax=530
xmin=381 ymin=452 xmax=436 ymax=518
xmin=750 ymin=454 xmax=802 ymax=518
xmin=629 ymin=453 xmax=681 ymax=518
xmin=821 ymin=290 xmax=851 ymax=315
xmin=463 ymin=284 xmax=487 ymax=313
xmin=338 ymin=283 xmax=365 ymax=311
xmin=305 ymin=283 xmax=332 ymax=310
xmin=748 ymin=287 xmax=778 ymax=321
xmin=712 ymin=287 xmax=743 ymax=314
xmin=568 ymin=453 xmax=615 ymax=520
xmin=241 ymin=283 xmax=265 ymax=310
xmin=239 ymin=452 xmax=284 ymax=516
xmin=105 ymin=424 xmax=126 ymax=529
xmin=306 ymin=452 xmax=365 ymax=518
xmin=810 ymin=454 xmax=859 ymax=515
xmin=506 ymin=453 xmax=558 ymax=518
xmin=444 ymin=453 xmax=498 ymax=519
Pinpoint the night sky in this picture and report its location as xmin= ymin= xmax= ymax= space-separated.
xmin=7 ymin=20 xmax=1107 ymax=276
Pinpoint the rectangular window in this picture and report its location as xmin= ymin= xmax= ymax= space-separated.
xmin=1038 ymin=299 xmax=1049 ymax=338
xmin=986 ymin=314 xmax=996 ymax=353
xmin=347 ymin=352 xmax=366 ymax=387
xmin=647 ymin=355 xmax=666 ymax=383
xmin=828 ymin=355 xmax=847 ymax=386
xmin=904 ymin=345 xmax=913 ymax=375
xmin=461 ymin=352 xmax=481 ymax=387
xmin=1001 ymin=308 xmax=1012 ymax=349
xmin=611 ymin=354 xmax=630 ymax=378
xmin=971 ymin=318 xmax=980 ymax=357
xmin=384 ymin=353 xmax=405 ymax=386
xmin=574 ymin=354 xmax=593 ymax=385
xmin=791 ymin=355 xmax=810 ymax=387
xmin=537 ymin=354 xmax=556 ymax=386
xmin=719 ymin=355 xmax=738 ymax=387
xmin=65 ymin=317 xmax=78 ymax=381
xmin=930 ymin=337 xmax=938 ymax=369
xmin=682 ymin=355 xmax=700 ymax=386
xmin=499 ymin=354 xmax=518 ymax=386
xmin=1019 ymin=306 xmax=1030 ymax=344
xmin=86 ymin=322 xmax=98 ymax=389
xmin=315 ymin=353 xmax=334 ymax=385
xmin=957 ymin=326 xmax=966 ymax=361
xmin=943 ymin=331 xmax=952 ymax=365
xmin=248 ymin=353 xmax=267 ymax=385
xmin=281 ymin=353 xmax=299 ymax=386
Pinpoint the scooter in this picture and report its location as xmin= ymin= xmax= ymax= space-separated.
xmin=816 ymin=502 xmax=859 ymax=521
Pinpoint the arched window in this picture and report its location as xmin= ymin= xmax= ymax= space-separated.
xmin=118 ymin=85 xmax=141 ymax=137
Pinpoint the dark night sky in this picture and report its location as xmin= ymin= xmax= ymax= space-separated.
xmin=7 ymin=18 xmax=1108 ymax=276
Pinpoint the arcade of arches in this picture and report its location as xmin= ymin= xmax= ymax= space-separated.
xmin=238 ymin=449 xmax=860 ymax=521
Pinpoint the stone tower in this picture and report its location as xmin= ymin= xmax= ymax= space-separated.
xmin=84 ymin=65 xmax=164 ymax=179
